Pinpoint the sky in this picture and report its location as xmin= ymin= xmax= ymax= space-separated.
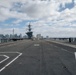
xmin=0 ymin=0 xmax=76 ymax=38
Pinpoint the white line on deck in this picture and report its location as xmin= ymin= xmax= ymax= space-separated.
xmin=54 ymin=45 xmax=74 ymax=54
xmin=61 ymin=48 xmax=74 ymax=54
xmin=47 ymin=41 xmax=76 ymax=59
xmin=61 ymin=48 xmax=76 ymax=60
xmin=0 ymin=55 xmax=9 ymax=64
xmin=34 ymin=44 xmax=40 ymax=46
xmin=0 ymin=52 xmax=22 ymax=72
xmin=47 ymin=42 xmax=74 ymax=54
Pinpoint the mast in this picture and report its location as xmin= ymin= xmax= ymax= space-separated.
xmin=26 ymin=23 xmax=33 ymax=39
xmin=28 ymin=23 xmax=31 ymax=32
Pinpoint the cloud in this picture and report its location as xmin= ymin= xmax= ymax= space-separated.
xmin=0 ymin=0 xmax=76 ymax=37
xmin=31 ymin=20 xmax=76 ymax=37
xmin=0 ymin=0 xmax=73 ymax=20
xmin=20 ymin=1 xmax=60 ymax=18
xmin=0 ymin=0 xmax=60 ymax=20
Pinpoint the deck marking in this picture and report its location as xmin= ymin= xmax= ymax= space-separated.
xmin=0 ymin=55 xmax=9 ymax=64
xmin=0 ymin=52 xmax=22 ymax=72
xmin=61 ymin=48 xmax=74 ymax=54
xmin=34 ymin=44 xmax=40 ymax=46
xmin=47 ymin=42 xmax=75 ymax=60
